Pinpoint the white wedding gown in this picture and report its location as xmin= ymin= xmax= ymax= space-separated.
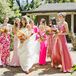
xmin=18 ymin=28 xmax=40 ymax=71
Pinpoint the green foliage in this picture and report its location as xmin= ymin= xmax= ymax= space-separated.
xmin=0 ymin=0 xmax=22 ymax=23
xmin=10 ymin=32 xmax=14 ymax=51
xmin=24 ymin=0 xmax=41 ymax=11
xmin=7 ymin=0 xmax=13 ymax=8
xmin=0 ymin=0 xmax=15 ymax=18
xmin=14 ymin=10 xmax=21 ymax=17
xmin=71 ymin=65 xmax=76 ymax=75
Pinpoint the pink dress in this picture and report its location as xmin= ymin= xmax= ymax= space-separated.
xmin=47 ymin=34 xmax=53 ymax=57
xmin=33 ymin=26 xmax=39 ymax=33
xmin=9 ymin=35 xmax=20 ymax=66
xmin=52 ymin=24 xmax=72 ymax=72
xmin=0 ymin=33 xmax=10 ymax=65
xmin=38 ymin=31 xmax=47 ymax=65
xmin=47 ymin=26 xmax=55 ymax=57
xmin=0 ymin=43 xmax=2 ymax=65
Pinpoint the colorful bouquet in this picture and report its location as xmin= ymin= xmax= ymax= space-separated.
xmin=51 ymin=25 xmax=59 ymax=38
xmin=17 ymin=30 xmax=27 ymax=43
xmin=45 ymin=26 xmax=51 ymax=35
xmin=0 ymin=27 xmax=8 ymax=33
xmin=52 ymin=25 xmax=59 ymax=32
xmin=45 ymin=30 xmax=51 ymax=35
xmin=37 ymin=32 xmax=46 ymax=42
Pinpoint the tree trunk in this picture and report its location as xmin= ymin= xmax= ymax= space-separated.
xmin=16 ymin=0 xmax=22 ymax=11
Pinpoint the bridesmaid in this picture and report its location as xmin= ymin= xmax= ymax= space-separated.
xmin=29 ymin=19 xmax=39 ymax=33
xmin=0 ymin=16 xmax=10 ymax=66
xmin=52 ymin=12 xmax=73 ymax=72
xmin=38 ymin=18 xmax=47 ymax=65
xmin=29 ymin=19 xmax=40 ymax=62
xmin=9 ymin=18 xmax=20 ymax=66
xmin=47 ymin=18 xmax=56 ymax=58
xmin=46 ymin=17 xmax=59 ymax=66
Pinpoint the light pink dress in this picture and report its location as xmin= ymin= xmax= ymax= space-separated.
xmin=52 ymin=24 xmax=72 ymax=72
xmin=9 ymin=35 xmax=20 ymax=66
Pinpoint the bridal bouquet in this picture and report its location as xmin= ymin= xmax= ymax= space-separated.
xmin=17 ymin=30 xmax=27 ymax=43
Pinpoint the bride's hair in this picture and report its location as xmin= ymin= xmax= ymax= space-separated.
xmin=20 ymin=16 xmax=28 ymax=28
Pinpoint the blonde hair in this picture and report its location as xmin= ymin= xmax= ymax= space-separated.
xmin=58 ymin=12 xmax=66 ymax=18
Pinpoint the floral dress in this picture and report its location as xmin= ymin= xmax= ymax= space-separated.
xmin=0 ymin=33 xmax=10 ymax=65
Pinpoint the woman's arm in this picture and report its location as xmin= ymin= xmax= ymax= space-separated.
xmin=64 ymin=21 xmax=69 ymax=35
xmin=58 ymin=22 xmax=69 ymax=35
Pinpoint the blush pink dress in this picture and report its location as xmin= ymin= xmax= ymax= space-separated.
xmin=9 ymin=35 xmax=20 ymax=66
xmin=52 ymin=24 xmax=72 ymax=72
xmin=47 ymin=26 xmax=55 ymax=57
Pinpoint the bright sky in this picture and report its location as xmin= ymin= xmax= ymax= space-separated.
xmin=14 ymin=0 xmax=33 ymax=9
xmin=20 ymin=0 xmax=32 ymax=4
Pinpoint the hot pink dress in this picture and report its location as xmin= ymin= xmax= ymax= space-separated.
xmin=52 ymin=24 xmax=72 ymax=72
xmin=33 ymin=26 xmax=39 ymax=33
xmin=37 ymin=31 xmax=47 ymax=65
xmin=0 ymin=33 xmax=10 ymax=65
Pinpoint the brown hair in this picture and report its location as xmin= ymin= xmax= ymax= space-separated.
xmin=14 ymin=18 xmax=20 ymax=27
xmin=20 ymin=16 xmax=28 ymax=27
xmin=40 ymin=18 xmax=46 ymax=26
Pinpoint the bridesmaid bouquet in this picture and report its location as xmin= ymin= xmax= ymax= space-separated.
xmin=51 ymin=25 xmax=59 ymax=37
xmin=37 ymin=32 xmax=46 ymax=42
xmin=45 ymin=26 xmax=51 ymax=35
xmin=0 ymin=27 xmax=8 ymax=33
xmin=52 ymin=26 xmax=59 ymax=33
xmin=17 ymin=30 xmax=27 ymax=43
xmin=45 ymin=30 xmax=51 ymax=35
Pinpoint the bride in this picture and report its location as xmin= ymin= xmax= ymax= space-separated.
xmin=17 ymin=16 xmax=40 ymax=74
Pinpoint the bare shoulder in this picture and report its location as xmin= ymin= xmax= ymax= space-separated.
xmin=64 ymin=21 xmax=68 ymax=26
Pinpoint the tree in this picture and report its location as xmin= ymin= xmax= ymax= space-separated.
xmin=7 ymin=0 xmax=21 ymax=17
xmin=16 ymin=0 xmax=23 ymax=11
xmin=23 ymin=0 xmax=41 ymax=11
xmin=0 ymin=0 xmax=15 ymax=18
xmin=7 ymin=0 xmax=13 ymax=8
